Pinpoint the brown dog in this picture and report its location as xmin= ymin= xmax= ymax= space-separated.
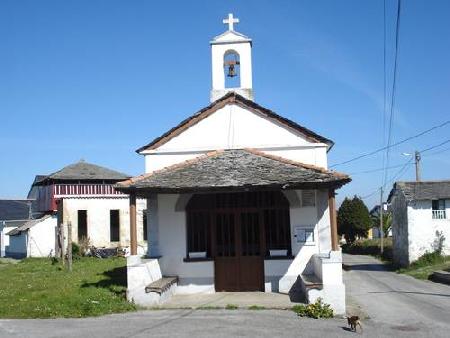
xmin=346 ymin=316 xmax=362 ymax=333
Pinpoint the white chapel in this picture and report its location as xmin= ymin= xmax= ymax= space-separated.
xmin=118 ymin=13 xmax=351 ymax=314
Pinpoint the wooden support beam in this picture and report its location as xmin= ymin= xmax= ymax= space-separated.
xmin=328 ymin=189 xmax=339 ymax=251
xmin=129 ymin=192 xmax=137 ymax=255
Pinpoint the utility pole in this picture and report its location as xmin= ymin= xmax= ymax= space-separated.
xmin=415 ymin=150 xmax=421 ymax=181
xmin=380 ymin=187 xmax=384 ymax=255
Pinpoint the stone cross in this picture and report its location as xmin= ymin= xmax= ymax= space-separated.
xmin=223 ymin=13 xmax=239 ymax=31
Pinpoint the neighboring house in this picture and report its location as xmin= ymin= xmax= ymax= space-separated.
xmin=118 ymin=15 xmax=351 ymax=314
xmin=0 ymin=199 xmax=35 ymax=257
xmin=388 ymin=180 xmax=450 ymax=267
xmin=6 ymin=215 xmax=57 ymax=258
xmin=30 ymin=160 xmax=147 ymax=251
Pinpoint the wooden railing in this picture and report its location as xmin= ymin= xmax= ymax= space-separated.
xmin=53 ymin=184 xmax=124 ymax=196
xmin=432 ymin=210 xmax=447 ymax=220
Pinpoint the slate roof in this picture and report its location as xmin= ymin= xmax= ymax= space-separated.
xmin=7 ymin=215 xmax=52 ymax=236
xmin=388 ymin=180 xmax=450 ymax=202
xmin=0 ymin=200 xmax=31 ymax=221
xmin=34 ymin=161 xmax=130 ymax=185
xmin=136 ymin=92 xmax=334 ymax=153
xmin=116 ymin=149 xmax=350 ymax=194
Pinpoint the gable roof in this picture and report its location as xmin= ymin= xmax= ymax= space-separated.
xmin=7 ymin=214 xmax=53 ymax=236
xmin=0 ymin=200 xmax=31 ymax=221
xmin=136 ymin=92 xmax=334 ymax=154
xmin=34 ymin=161 xmax=130 ymax=186
xmin=117 ymin=149 xmax=350 ymax=195
xmin=388 ymin=180 xmax=450 ymax=202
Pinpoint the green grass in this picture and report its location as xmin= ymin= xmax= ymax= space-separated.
xmin=248 ymin=305 xmax=265 ymax=310
xmin=225 ymin=304 xmax=238 ymax=310
xmin=398 ymin=252 xmax=450 ymax=280
xmin=0 ymin=257 xmax=136 ymax=318
xmin=342 ymin=238 xmax=393 ymax=262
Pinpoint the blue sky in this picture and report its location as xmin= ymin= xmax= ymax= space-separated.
xmin=1 ymin=0 xmax=449 ymax=207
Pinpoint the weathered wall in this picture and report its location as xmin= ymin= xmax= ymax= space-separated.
xmin=391 ymin=190 xmax=409 ymax=267
xmin=61 ymin=197 xmax=147 ymax=248
xmin=143 ymin=103 xmax=328 ymax=173
xmin=407 ymin=199 xmax=450 ymax=263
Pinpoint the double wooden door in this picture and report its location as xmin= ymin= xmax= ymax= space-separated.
xmin=214 ymin=210 xmax=264 ymax=291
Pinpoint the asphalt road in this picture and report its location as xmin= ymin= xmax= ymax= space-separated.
xmin=343 ymin=253 xmax=450 ymax=336
xmin=0 ymin=254 xmax=449 ymax=337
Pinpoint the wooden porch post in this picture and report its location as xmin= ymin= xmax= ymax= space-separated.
xmin=328 ymin=189 xmax=339 ymax=251
xmin=129 ymin=192 xmax=137 ymax=255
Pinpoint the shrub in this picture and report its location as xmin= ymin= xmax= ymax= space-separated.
xmin=72 ymin=242 xmax=81 ymax=257
xmin=292 ymin=298 xmax=334 ymax=319
xmin=410 ymin=251 xmax=447 ymax=268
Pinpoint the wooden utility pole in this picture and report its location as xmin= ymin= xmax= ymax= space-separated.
xmin=380 ymin=187 xmax=384 ymax=255
xmin=415 ymin=150 xmax=421 ymax=181
xmin=67 ymin=222 xmax=72 ymax=272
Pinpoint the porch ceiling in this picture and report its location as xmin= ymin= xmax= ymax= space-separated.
xmin=116 ymin=149 xmax=351 ymax=195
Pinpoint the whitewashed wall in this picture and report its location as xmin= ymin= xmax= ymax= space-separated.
xmin=28 ymin=216 xmax=57 ymax=257
xmin=61 ymin=197 xmax=147 ymax=248
xmin=0 ymin=225 xmax=17 ymax=257
xmin=150 ymin=190 xmax=331 ymax=293
xmin=407 ymin=199 xmax=450 ymax=263
xmin=143 ymin=103 xmax=328 ymax=173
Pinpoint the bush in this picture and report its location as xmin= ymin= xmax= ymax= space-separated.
xmin=71 ymin=242 xmax=81 ymax=257
xmin=292 ymin=298 xmax=334 ymax=319
xmin=225 ymin=304 xmax=238 ymax=310
xmin=342 ymin=238 xmax=393 ymax=262
xmin=410 ymin=251 xmax=447 ymax=268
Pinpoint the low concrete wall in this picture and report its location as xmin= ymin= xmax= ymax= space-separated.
xmin=127 ymin=255 xmax=164 ymax=306
xmin=310 ymin=251 xmax=346 ymax=315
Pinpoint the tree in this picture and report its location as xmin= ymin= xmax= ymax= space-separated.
xmin=337 ymin=196 xmax=372 ymax=244
xmin=371 ymin=212 xmax=392 ymax=236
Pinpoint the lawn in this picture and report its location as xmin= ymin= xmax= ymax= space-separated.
xmin=0 ymin=257 xmax=136 ymax=318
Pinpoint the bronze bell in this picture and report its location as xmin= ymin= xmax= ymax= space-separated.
xmin=224 ymin=60 xmax=240 ymax=78
xmin=227 ymin=64 xmax=236 ymax=77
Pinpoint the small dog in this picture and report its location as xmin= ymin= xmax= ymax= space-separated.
xmin=346 ymin=315 xmax=362 ymax=333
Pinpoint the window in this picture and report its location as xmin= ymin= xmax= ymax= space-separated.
xmin=110 ymin=210 xmax=120 ymax=242
xmin=77 ymin=210 xmax=87 ymax=241
xmin=186 ymin=211 xmax=211 ymax=258
xmin=295 ymin=227 xmax=315 ymax=245
xmin=264 ymin=209 xmax=291 ymax=256
xmin=143 ymin=210 xmax=148 ymax=241
xmin=432 ymin=199 xmax=446 ymax=219
xmin=301 ymin=190 xmax=316 ymax=207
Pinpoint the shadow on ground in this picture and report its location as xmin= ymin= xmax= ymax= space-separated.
xmin=81 ymin=266 xmax=127 ymax=296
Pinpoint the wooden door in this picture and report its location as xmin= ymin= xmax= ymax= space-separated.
xmin=214 ymin=210 xmax=264 ymax=292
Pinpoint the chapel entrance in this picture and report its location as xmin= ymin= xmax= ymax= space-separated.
xmin=186 ymin=191 xmax=291 ymax=292
xmin=214 ymin=210 xmax=264 ymax=291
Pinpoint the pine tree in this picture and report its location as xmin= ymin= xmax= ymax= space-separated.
xmin=337 ymin=196 xmax=371 ymax=244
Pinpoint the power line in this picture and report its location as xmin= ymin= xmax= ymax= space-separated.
xmin=383 ymin=0 xmax=402 ymax=188
xmin=349 ymin=162 xmax=413 ymax=175
xmin=381 ymin=0 xmax=388 ymax=186
xmin=359 ymin=137 xmax=450 ymax=200
xmin=420 ymin=138 xmax=450 ymax=153
xmin=329 ymin=120 xmax=450 ymax=168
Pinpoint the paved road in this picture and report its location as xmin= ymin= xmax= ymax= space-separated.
xmin=1 ymin=254 xmax=449 ymax=337
xmin=344 ymin=253 xmax=450 ymax=336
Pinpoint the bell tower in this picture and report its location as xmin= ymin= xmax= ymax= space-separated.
xmin=210 ymin=13 xmax=253 ymax=102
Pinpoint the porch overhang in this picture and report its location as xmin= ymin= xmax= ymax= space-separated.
xmin=115 ymin=149 xmax=351 ymax=197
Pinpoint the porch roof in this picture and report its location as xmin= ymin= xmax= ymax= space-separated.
xmin=116 ymin=149 xmax=351 ymax=195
